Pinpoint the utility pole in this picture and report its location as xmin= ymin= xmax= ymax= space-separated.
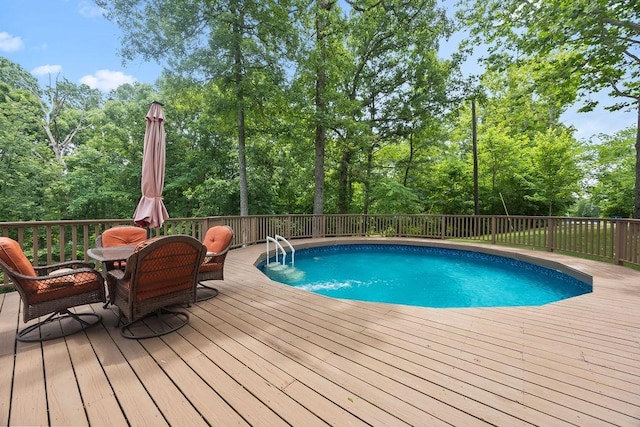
xmin=472 ymin=98 xmax=479 ymax=215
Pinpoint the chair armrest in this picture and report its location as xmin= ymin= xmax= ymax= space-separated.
xmin=203 ymin=245 xmax=230 ymax=261
xmin=211 ymin=245 xmax=231 ymax=257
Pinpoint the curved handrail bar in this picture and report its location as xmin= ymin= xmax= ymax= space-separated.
xmin=266 ymin=236 xmax=286 ymax=266
xmin=274 ymin=234 xmax=295 ymax=265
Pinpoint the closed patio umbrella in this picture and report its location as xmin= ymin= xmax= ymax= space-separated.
xmin=133 ymin=101 xmax=169 ymax=230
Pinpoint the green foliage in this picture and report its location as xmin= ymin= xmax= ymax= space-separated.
xmin=457 ymin=0 xmax=639 ymax=111
xmin=0 ymin=0 xmax=634 ymax=223
xmin=0 ymin=57 xmax=41 ymax=95
xmin=368 ymin=179 xmax=423 ymax=215
xmin=527 ymin=129 xmax=584 ymax=216
xmin=587 ymin=128 xmax=636 ymax=217
xmin=418 ymin=150 xmax=475 ymax=215
xmin=0 ymin=62 xmax=61 ymax=221
xmin=457 ymin=0 xmax=640 ymax=216
xmin=571 ymin=199 xmax=601 ymax=218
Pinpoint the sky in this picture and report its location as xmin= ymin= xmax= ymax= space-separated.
xmin=0 ymin=0 xmax=159 ymax=90
xmin=0 ymin=0 xmax=636 ymax=141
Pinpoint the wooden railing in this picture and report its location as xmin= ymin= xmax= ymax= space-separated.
xmin=2 ymin=214 xmax=639 ymax=289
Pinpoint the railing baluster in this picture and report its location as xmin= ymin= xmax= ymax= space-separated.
xmin=1 ymin=212 xmax=640 ymax=290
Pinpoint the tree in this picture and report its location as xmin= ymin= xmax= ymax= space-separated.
xmin=332 ymin=0 xmax=456 ymax=214
xmin=0 ymin=59 xmax=63 ymax=220
xmin=98 ymin=0 xmax=296 ymax=216
xmin=588 ymin=128 xmax=636 ymax=217
xmin=61 ymin=82 xmax=159 ymax=220
xmin=38 ymin=76 xmax=102 ymax=162
xmin=528 ymin=129 xmax=584 ymax=216
xmin=312 ymin=0 xmax=335 ymax=217
xmin=444 ymin=59 xmax=583 ymax=215
xmin=457 ymin=0 xmax=640 ymax=216
xmin=1 ymin=59 xmax=102 ymax=163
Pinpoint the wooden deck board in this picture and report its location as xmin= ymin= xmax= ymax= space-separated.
xmin=99 ymin=308 xmax=208 ymax=427
xmin=0 ymin=292 xmax=19 ymax=426
xmin=84 ymin=312 xmax=169 ymax=427
xmin=182 ymin=315 xmax=334 ymax=427
xmin=65 ymin=324 xmax=129 ymax=427
xmin=2 ymin=238 xmax=640 ymax=426
xmin=43 ymin=336 xmax=89 ymax=426
xmin=202 ymin=301 xmax=409 ymax=426
xmin=11 ymin=340 xmax=48 ymax=425
xmin=138 ymin=336 xmax=250 ymax=426
xmin=215 ymin=284 xmax=523 ymax=425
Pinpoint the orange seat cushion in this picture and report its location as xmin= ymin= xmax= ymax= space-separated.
xmin=31 ymin=270 xmax=103 ymax=304
xmin=0 ymin=238 xmax=102 ymax=304
xmin=102 ymin=227 xmax=147 ymax=247
xmin=203 ymin=226 xmax=233 ymax=254
xmin=0 ymin=237 xmax=36 ymax=277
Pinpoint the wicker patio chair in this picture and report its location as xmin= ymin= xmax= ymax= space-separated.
xmin=0 ymin=237 xmax=106 ymax=342
xmin=97 ymin=225 xmax=147 ymax=271
xmin=196 ymin=225 xmax=234 ymax=302
xmin=107 ymin=235 xmax=206 ymax=339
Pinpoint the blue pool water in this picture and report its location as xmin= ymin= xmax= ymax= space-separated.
xmin=259 ymin=244 xmax=592 ymax=308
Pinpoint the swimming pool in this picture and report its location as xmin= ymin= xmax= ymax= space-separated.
xmin=259 ymin=244 xmax=592 ymax=308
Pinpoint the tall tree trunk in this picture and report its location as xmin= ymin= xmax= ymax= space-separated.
xmin=314 ymin=109 xmax=325 ymax=216
xmin=237 ymin=105 xmax=248 ymax=216
xmin=363 ymin=145 xmax=374 ymax=215
xmin=232 ymin=5 xmax=249 ymax=217
xmin=403 ymin=133 xmax=414 ymax=187
xmin=634 ymin=98 xmax=640 ymax=218
xmin=472 ymin=98 xmax=479 ymax=215
xmin=313 ymin=0 xmax=331 ymax=218
xmin=337 ymin=148 xmax=351 ymax=213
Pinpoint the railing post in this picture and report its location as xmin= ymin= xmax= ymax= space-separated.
xmin=491 ymin=216 xmax=496 ymax=245
xmin=250 ymin=216 xmax=257 ymax=245
xmin=547 ymin=217 xmax=555 ymax=252
xmin=2 ymin=215 xmax=640 ymax=270
xmin=312 ymin=214 xmax=321 ymax=238
xmin=615 ymin=220 xmax=627 ymax=265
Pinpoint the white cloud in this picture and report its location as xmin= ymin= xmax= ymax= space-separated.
xmin=0 ymin=32 xmax=24 ymax=52
xmin=78 ymin=1 xmax=104 ymax=18
xmin=31 ymin=64 xmax=63 ymax=75
xmin=79 ymin=69 xmax=136 ymax=92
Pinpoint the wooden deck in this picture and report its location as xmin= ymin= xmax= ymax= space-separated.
xmin=1 ymin=238 xmax=639 ymax=426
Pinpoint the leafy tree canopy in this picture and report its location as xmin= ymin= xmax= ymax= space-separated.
xmin=457 ymin=0 xmax=640 ymax=112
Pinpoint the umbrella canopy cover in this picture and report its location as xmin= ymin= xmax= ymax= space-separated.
xmin=133 ymin=102 xmax=169 ymax=228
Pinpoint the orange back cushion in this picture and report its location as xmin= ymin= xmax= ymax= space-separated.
xmin=0 ymin=237 xmax=36 ymax=277
xmin=102 ymin=227 xmax=147 ymax=247
xmin=203 ymin=226 xmax=233 ymax=253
